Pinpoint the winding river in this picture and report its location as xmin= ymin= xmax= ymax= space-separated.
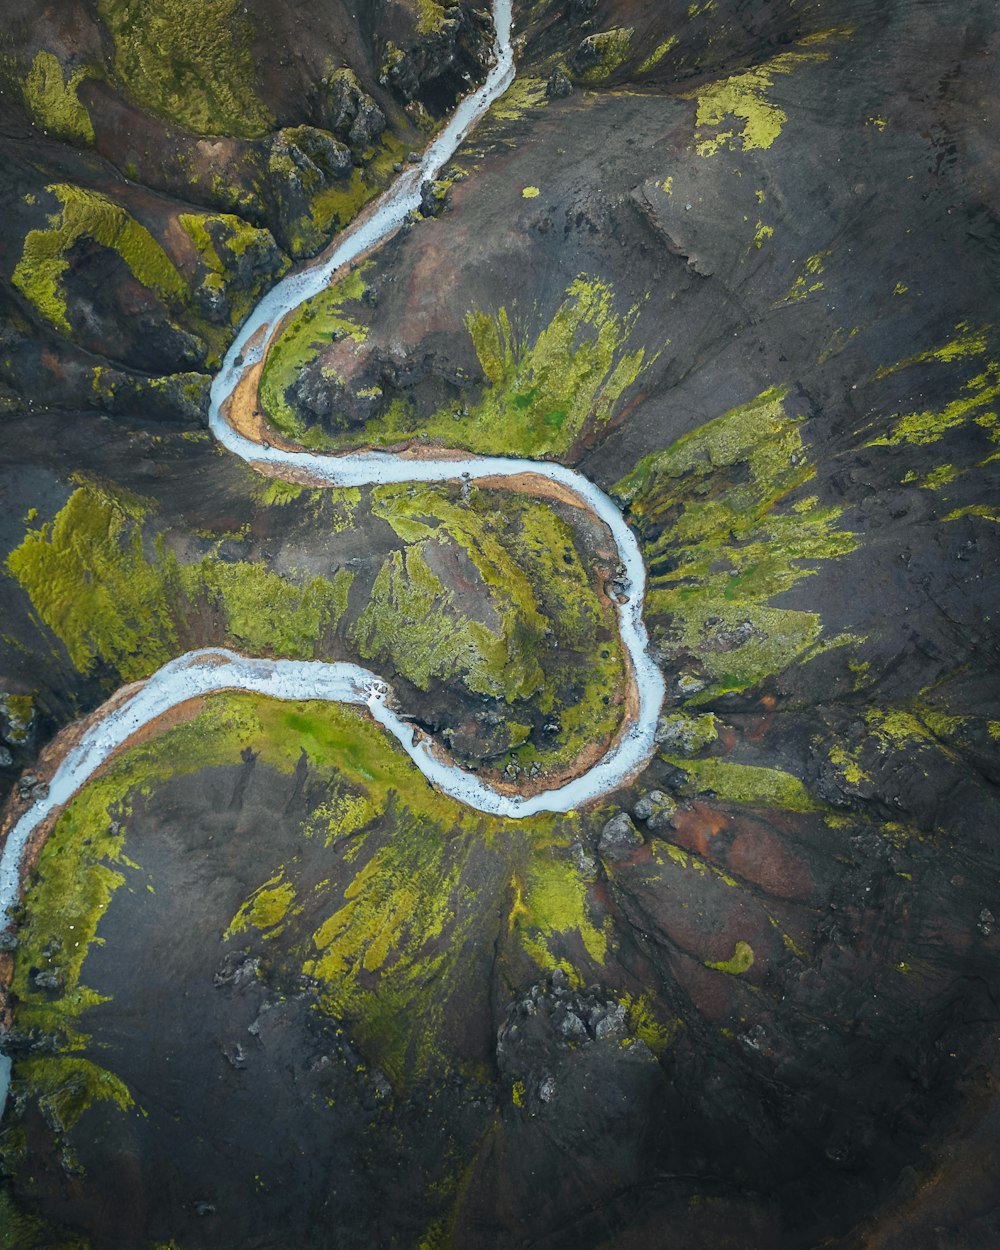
xmin=0 ymin=0 xmax=665 ymax=1105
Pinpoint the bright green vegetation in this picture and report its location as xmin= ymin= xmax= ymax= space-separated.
xmin=226 ymin=868 xmax=299 ymax=939
xmin=12 ymin=183 xmax=186 ymax=335
xmin=21 ymin=51 xmax=94 ymax=144
xmin=574 ymin=28 xmax=634 ymax=84
xmin=657 ymin=712 xmax=719 ymax=756
xmin=637 ymin=36 xmax=679 ymax=75
xmin=266 ymin=274 xmax=650 ymax=458
xmin=615 ymin=389 xmax=856 ymax=700
xmin=462 ymin=276 xmax=648 ymax=456
xmin=509 ymin=846 xmax=608 ymax=972
xmin=357 ymin=482 xmax=627 ymax=772
xmin=683 ymin=31 xmax=847 ymax=156
xmin=6 ymin=759 xmax=149 ymax=1138
xmin=6 ymin=479 xmax=625 ymax=775
xmin=190 ymin=559 xmax=354 ymax=658
xmin=622 ymin=992 xmax=681 ymax=1055
xmin=705 ymin=939 xmax=754 ymax=975
xmin=95 ymin=0 xmax=272 ymax=138
xmin=180 ymin=211 xmax=289 ymax=327
xmin=9 ymin=690 xmax=595 ymax=1093
xmin=259 ymin=266 xmax=369 ymax=439
xmin=780 ymin=250 xmax=829 ymax=304
xmin=0 ymin=693 xmax=35 ymax=742
xmin=867 ymin=342 xmax=1000 ymax=448
xmin=6 ymin=484 xmax=179 ymax=680
xmin=873 ymin=323 xmax=989 ymax=379
xmin=665 ymin=757 xmax=822 ymax=811
xmin=6 ymin=482 xmax=355 ymax=684
xmin=415 ymin=0 xmax=449 ymax=35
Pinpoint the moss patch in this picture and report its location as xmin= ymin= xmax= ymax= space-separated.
xmin=6 ymin=482 xmax=355 ymax=684
xmin=279 ymin=275 xmax=651 ymax=458
xmin=683 ymin=31 xmax=849 ymax=156
xmin=21 ymin=51 xmax=94 ymax=144
xmin=615 ymin=389 xmax=856 ymax=699
xmin=12 ymin=183 xmax=186 ymax=336
xmin=95 ymin=0 xmax=272 ymax=138
xmin=666 ymin=757 xmax=821 ymax=811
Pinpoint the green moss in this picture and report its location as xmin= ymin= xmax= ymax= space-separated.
xmin=95 ymin=0 xmax=272 ymax=138
xmin=667 ymin=757 xmax=820 ymax=811
xmin=705 ymin=940 xmax=754 ymax=975
xmin=656 ymin=712 xmax=718 ymax=756
xmin=184 ymin=559 xmax=354 ymax=658
xmin=780 ymin=250 xmax=830 ymax=304
xmin=12 ymin=183 xmax=186 ymax=335
xmin=415 ymin=0 xmax=448 ymax=35
xmin=287 ymin=132 xmax=408 ymax=258
xmin=684 ymin=32 xmax=848 ymax=156
xmin=13 ymin=1058 xmax=133 ymax=1132
xmin=226 ymin=869 xmax=298 ymax=939
xmin=260 ymin=265 xmax=369 ymax=436
xmin=293 ymin=275 xmax=649 ymax=459
xmin=622 ymin=992 xmax=681 ymax=1054
xmin=512 ymin=852 xmax=607 ymax=970
xmin=874 ymin=323 xmax=990 ymax=379
xmin=7 ymin=483 xmax=355 ymax=683
xmin=21 ymin=51 xmax=94 ymax=144
xmin=6 ymin=483 xmax=179 ymax=680
xmin=352 ymin=543 xmax=539 ymax=700
xmin=356 ymin=483 xmax=627 ymax=771
xmin=867 ymin=361 xmax=1000 ymax=447
xmin=180 ymin=211 xmax=288 ymax=326
xmin=637 ymin=36 xmax=679 ymax=74
xmin=0 ymin=693 xmax=35 ymax=742
xmin=615 ymin=389 xmax=856 ymax=699
xmin=574 ymin=28 xmax=634 ymax=84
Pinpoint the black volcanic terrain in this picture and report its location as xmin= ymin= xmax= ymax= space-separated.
xmin=1 ymin=1 xmax=999 ymax=1247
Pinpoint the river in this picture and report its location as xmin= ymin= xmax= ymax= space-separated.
xmin=0 ymin=0 xmax=666 ymax=1108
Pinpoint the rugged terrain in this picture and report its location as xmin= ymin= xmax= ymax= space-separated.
xmin=1 ymin=0 xmax=999 ymax=1247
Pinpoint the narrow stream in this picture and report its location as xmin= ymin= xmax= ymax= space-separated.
xmin=0 ymin=0 xmax=666 ymax=1107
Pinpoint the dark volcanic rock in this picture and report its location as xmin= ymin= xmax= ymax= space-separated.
xmin=598 ymin=810 xmax=643 ymax=860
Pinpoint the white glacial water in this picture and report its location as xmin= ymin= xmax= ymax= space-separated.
xmin=0 ymin=0 xmax=666 ymax=1105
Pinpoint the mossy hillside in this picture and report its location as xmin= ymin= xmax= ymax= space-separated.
xmin=20 ymin=51 xmax=95 ymax=144
xmin=861 ymin=327 xmax=1000 ymax=493
xmin=665 ymin=757 xmax=822 ymax=812
xmin=614 ymin=389 xmax=856 ymax=700
xmin=572 ymin=29 xmax=634 ymax=84
xmin=4 ymin=480 xmax=623 ymax=774
xmin=265 ymin=274 xmax=651 ymax=458
xmin=359 ymin=483 xmax=627 ymax=771
xmin=259 ymin=265 xmax=369 ymax=440
xmin=179 ymin=211 xmax=290 ymax=328
xmin=11 ymin=690 xmax=573 ymax=1094
xmin=95 ymin=0 xmax=272 ymax=139
xmin=5 ymin=483 xmax=356 ymax=685
xmin=11 ymin=184 xmax=187 ymax=337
